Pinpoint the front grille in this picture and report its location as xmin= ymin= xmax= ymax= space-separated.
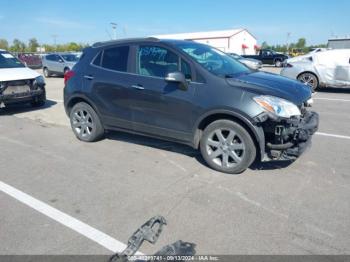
xmin=0 ymin=79 xmax=34 ymax=95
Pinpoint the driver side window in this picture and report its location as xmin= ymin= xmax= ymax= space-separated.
xmin=138 ymin=46 xmax=179 ymax=78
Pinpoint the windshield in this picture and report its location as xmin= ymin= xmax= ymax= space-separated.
xmin=61 ymin=54 xmax=79 ymax=62
xmin=0 ymin=51 xmax=25 ymax=68
xmin=174 ymin=42 xmax=250 ymax=77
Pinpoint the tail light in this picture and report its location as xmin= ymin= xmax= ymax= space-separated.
xmin=64 ymin=70 xmax=75 ymax=85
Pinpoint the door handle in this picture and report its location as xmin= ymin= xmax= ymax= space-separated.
xmin=131 ymin=84 xmax=145 ymax=90
xmin=84 ymin=75 xmax=94 ymax=80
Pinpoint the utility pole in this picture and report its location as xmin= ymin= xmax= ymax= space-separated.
xmin=286 ymin=32 xmax=291 ymax=53
xmin=110 ymin=23 xmax=117 ymax=40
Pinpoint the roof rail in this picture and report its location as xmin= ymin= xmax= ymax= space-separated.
xmin=92 ymin=37 xmax=160 ymax=48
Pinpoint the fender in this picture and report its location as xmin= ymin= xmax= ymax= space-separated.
xmin=64 ymin=92 xmax=102 ymax=119
xmin=193 ymin=109 xmax=265 ymax=160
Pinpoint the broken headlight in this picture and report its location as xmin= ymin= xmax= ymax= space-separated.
xmin=253 ymin=95 xmax=301 ymax=118
xmin=35 ymin=75 xmax=45 ymax=85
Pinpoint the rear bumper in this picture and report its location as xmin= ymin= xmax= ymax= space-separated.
xmin=264 ymin=111 xmax=319 ymax=160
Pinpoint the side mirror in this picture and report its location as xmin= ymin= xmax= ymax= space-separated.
xmin=58 ymin=59 xmax=64 ymax=63
xmin=165 ymin=72 xmax=188 ymax=91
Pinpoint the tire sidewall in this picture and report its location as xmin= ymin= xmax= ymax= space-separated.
xmin=298 ymin=73 xmax=319 ymax=92
xmin=275 ymin=60 xmax=282 ymax=67
xmin=69 ymin=102 xmax=104 ymax=142
xmin=200 ymin=120 xmax=256 ymax=174
xmin=43 ymin=68 xmax=50 ymax=78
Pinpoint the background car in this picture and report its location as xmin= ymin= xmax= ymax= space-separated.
xmin=242 ymin=49 xmax=288 ymax=67
xmin=17 ymin=53 xmax=43 ymax=69
xmin=42 ymin=53 xmax=79 ymax=77
xmin=281 ymin=49 xmax=350 ymax=91
xmin=0 ymin=49 xmax=46 ymax=108
xmin=228 ymin=53 xmax=262 ymax=70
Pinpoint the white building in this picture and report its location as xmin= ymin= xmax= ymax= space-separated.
xmin=154 ymin=28 xmax=258 ymax=55
xmin=328 ymin=38 xmax=350 ymax=49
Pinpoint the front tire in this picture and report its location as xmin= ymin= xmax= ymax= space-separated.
xmin=31 ymin=88 xmax=46 ymax=107
xmin=200 ymin=120 xmax=256 ymax=174
xmin=70 ymin=102 xmax=104 ymax=142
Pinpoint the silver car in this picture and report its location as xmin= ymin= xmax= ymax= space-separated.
xmin=228 ymin=53 xmax=262 ymax=70
xmin=42 ymin=53 xmax=79 ymax=77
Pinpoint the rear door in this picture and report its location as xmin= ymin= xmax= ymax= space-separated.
xmin=83 ymin=45 xmax=135 ymax=129
xmin=50 ymin=54 xmax=62 ymax=73
xmin=44 ymin=54 xmax=56 ymax=71
xmin=126 ymin=44 xmax=196 ymax=142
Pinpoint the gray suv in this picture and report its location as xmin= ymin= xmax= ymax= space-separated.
xmin=42 ymin=53 xmax=79 ymax=77
xmin=64 ymin=38 xmax=319 ymax=174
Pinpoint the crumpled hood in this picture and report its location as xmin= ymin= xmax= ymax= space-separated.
xmin=0 ymin=67 xmax=40 ymax=81
xmin=227 ymin=71 xmax=312 ymax=106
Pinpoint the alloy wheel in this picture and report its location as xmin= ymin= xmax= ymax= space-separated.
xmin=205 ymin=128 xmax=245 ymax=168
xmin=72 ymin=109 xmax=94 ymax=138
xmin=298 ymin=73 xmax=318 ymax=90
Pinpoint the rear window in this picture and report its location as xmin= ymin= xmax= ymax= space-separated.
xmin=101 ymin=46 xmax=129 ymax=72
xmin=92 ymin=51 xmax=102 ymax=66
xmin=0 ymin=51 xmax=25 ymax=68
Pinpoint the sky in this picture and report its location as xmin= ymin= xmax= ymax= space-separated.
xmin=0 ymin=0 xmax=349 ymax=46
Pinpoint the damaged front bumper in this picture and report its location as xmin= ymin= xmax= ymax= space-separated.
xmin=0 ymin=80 xmax=45 ymax=107
xmin=260 ymin=110 xmax=319 ymax=161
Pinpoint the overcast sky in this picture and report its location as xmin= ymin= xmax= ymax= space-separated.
xmin=1 ymin=0 xmax=349 ymax=45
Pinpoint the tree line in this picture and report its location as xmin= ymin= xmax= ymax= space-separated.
xmin=260 ymin=38 xmax=327 ymax=53
xmin=0 ymin=38 xmax=89 ymax=52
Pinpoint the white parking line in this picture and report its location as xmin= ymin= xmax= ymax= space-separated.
xmin=314 ymin=97 xmax=350 ymax=102
xmin=316 ymin=132 xmax=350 ymax=140
xmin=0 ymin=180 xmax=141 ymax=254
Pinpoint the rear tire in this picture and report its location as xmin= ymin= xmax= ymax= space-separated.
xmin=274 ymin=59 xmax=282 ymax=67
xmin=200 ymin=120 xmax=256 ymax=174
xmin=297 ymin=72 xmax=319 ymax=92
xmin=43 ymin=67 xmax=51 ymax=78
xmin=70 ymin=102 xmax=104 ymax=142
xmin=64 ymin=67 xmax=70 ymax=75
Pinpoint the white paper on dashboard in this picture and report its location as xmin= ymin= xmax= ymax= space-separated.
xmin=1 ymin=53 xmax=14 ymax=58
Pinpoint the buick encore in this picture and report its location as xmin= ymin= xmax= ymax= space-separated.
xmin=64 ymin=38 xmax=319 ymax=174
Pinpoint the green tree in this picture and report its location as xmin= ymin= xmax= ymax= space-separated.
xmin=66 ymin=42 xmax=81 ymax=51
xmin=28 ymin=38 xmax=40 ymax=52
xmin=0 ymin=39 xmax=9 ymax=50
xmin=10 ymin=39 xmax=26 ymax=52
xmin=261 ymin=41 xmax=269 ymax=49
xmin=296 ymin=38 xmax=306 ymax=49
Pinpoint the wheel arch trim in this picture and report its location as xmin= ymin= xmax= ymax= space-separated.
xmin=64 ymin=94 xmax=102 ymax=119
xmin=193 ymin=109 xmax=265 ymax=160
